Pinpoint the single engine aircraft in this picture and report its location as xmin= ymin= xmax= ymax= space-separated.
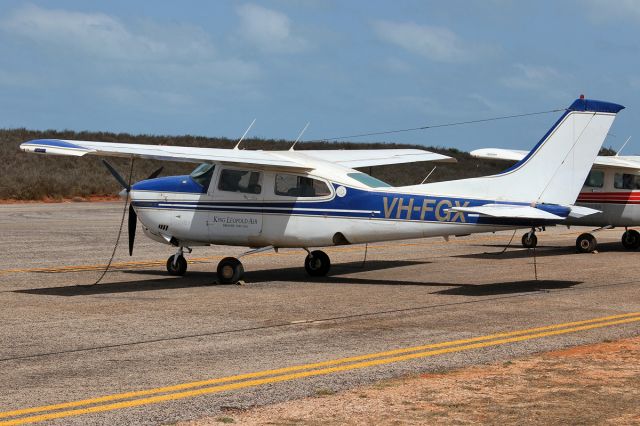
xmin=20 ymin=97 xmax=623 ymax=283
xmin=471 ymin=145 xmax=640 ymax=253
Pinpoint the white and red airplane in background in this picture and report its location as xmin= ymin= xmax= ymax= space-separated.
xmin=472 ymin=143 xmax=640 ymax=252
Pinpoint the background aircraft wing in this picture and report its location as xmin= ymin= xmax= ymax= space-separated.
xmin=471 ymin=148 xmax=640 ymax=171
xmin=296 ymin=149 xmax=456 ymax=168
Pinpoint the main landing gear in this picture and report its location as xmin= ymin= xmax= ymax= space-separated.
xmin=574 ymin=228 xmax=640 ymax=253
xmin=621 ymin=229 xmax=640 ymax=250
xmin=304 ymin=250 xmax=331 ymax=277
xmin=165 ymin=246 xmax=333 ymax=283
xmin=576 ymin=233 xmax=597 ymax=253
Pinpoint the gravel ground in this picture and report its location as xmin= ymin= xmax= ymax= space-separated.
xmin=187 ymin=337 xmax=640 ymax=425
xmin=0 ymin=202 xmax=639 ymax=425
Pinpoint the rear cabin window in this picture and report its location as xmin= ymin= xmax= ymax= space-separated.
xmin=584 ymin=170 xmax=604 ymax=188
xmin=218 ymin=169 xmax=262 ymax=194
xmin=275 ymin=174 xmax=331 ymax=197
xmin=190 ymin=163 xmax=215 ymax=189
xmin=614 ymin=173 xmax=640 ymax=190
xmin=347 ymin=172 xmax=391 ymax=188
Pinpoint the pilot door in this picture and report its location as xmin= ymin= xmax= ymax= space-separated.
xmin=207 ymin=167 xmax=264 ymax=243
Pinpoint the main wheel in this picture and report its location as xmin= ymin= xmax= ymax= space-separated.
xmin=576 ymin=233 xmax=597 ymax=253
xmin=166 ymin=254 xmax=187 ymax=276
xmin=304 ymin=250 xmax=331 ymax=277
xmin=217 ymin=257 xmax=244 ymax=284
xmin=521 ymin=233 xmax=538 ymax=248
xmin=621 ymin=230 xmax=640 ymax=250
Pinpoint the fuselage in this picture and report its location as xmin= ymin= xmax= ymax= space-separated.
xmin=129 ymin=161 xmax=568 ymax=249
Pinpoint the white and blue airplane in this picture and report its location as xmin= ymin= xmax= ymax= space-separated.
xmin=20 ymin=97 xmax=623 ymax=283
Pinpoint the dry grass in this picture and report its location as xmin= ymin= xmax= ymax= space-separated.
xmin=0 ymin=128 xmax=511 ymax=200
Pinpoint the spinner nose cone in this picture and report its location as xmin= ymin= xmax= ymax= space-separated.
xmin=118 ymin=188 xmax=129 ymax=199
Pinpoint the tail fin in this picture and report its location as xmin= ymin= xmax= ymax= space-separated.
xmin=413 ymin=97 xmax=624 ymax=205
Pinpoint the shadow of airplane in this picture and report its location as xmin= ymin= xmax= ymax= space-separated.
xmin=431 ymin=279 xmax=581 ymax=296
xmin=13 ymin=257 xmax=582 ymax=298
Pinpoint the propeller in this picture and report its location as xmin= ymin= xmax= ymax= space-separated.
xmin=102 ymin=160 xmax=164 ymax=256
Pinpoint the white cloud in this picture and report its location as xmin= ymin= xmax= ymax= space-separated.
xmin=584 ymin=0 xmax=640 ymax=22
xmin=236 ymin=3 xmax=308 ymax=53
xmin=372 ymin=20 xmax=470 ymax=62
xmin=502 ymin=64 xmax=563 ymax=90
xmin=0 ymin=5 xmax=262 ymax=107
xmin=0 ymin=5 xmax=215 ymax=62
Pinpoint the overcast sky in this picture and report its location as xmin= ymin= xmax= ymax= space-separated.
xmin=0 ymin=1 xmax=638 ymax=152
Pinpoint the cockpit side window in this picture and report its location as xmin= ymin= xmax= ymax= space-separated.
xmin=584 ymin=170 xmax=604 ymax=188
xmin=190 ymin=163 xmax=215 ymax=189
xmin=218 ymin=169 xmax=262 ymax=194
xmin=275 ymin=174 xmax=331 ymax=197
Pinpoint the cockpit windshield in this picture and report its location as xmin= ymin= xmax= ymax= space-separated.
xmin=190 ymin=163 xmax=215 ymax=189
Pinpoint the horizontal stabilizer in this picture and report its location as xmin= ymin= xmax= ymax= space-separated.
xmin=448 ymin=204 xmax=565 ymax=220
xmin=568 ymin=205 xmax=600 ymax=218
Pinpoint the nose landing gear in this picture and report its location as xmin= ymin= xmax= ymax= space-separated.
xmin=167 ymin=247 xmax=189 ymax=276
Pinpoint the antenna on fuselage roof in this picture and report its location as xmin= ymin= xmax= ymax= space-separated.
xmin=615 ymin=136 xmax=632 ymax=156
xmin=289 ymin=122 xmax=310 ymax=151
xmin=233 ymin=118 xmax=256 ymax=150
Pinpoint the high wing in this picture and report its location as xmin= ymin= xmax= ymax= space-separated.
xmin=20 ymin=139 xmax=454 ymax=170
xmin=471 ymin=148 xmax=640 ymax=171
xmin=296 ymin=149 xmax=455 ymax=168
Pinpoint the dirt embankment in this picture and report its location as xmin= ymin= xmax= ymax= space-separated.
xmin=183 ymin=337 xmax=640 ymax=425
xmin=1 ymin=128 xmax=507 ymax=201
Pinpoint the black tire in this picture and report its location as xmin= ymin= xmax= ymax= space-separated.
xmin=621 ymin=230 xmax=640 ymax=250
xmin=304 ymin=250 xmax=331 ymax=277
xmin=217 ymin=257 xmax=244 ymax=284
xmin=166 ymin=255 xmax=187 ymax=276
xmin=521 ymin=233 xmax=538 ymax=248
xmin=576 ymin=233 xmax=597 ymax=253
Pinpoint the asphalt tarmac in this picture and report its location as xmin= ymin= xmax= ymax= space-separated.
xmin=1 ymin=202 xmax=639 ymax=425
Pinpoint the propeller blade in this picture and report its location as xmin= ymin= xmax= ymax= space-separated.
xmin=128 ymin=204 xmax=137 ymax=256
xmin=147 ymin=166 xmax=164 ymax=180
xmin=102 ymin=160 xmax=131 ymax=192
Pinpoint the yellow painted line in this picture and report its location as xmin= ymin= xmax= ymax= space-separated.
xmin=1 ymin=311 xmax=639 ymax=424
xmin=2 ymin=315 xmax=639 ymax=425
xmin=0 ymin=231 xmax=585 ymax=276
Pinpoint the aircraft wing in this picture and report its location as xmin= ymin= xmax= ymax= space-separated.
xmin=471 ymin=148 xmax=640 ymax=171
xmin=448 ymin=204 xmax=565 ymax=220
xmin=295 ymin=149 xmax=456 ymax=168
xmin=20 ymin=139 xmax=455 ymax=170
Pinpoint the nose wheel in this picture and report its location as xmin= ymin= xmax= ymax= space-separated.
xmin=304 ymin=250 xmax=331 ymax=277
xmin=166 ymin=254 xmax=187 ymax=276
xmin=217 ymin=257 xmax=244 ymax=284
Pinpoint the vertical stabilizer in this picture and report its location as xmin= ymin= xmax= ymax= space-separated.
xmin=409 ymin=97 xmax=624 ymax=205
